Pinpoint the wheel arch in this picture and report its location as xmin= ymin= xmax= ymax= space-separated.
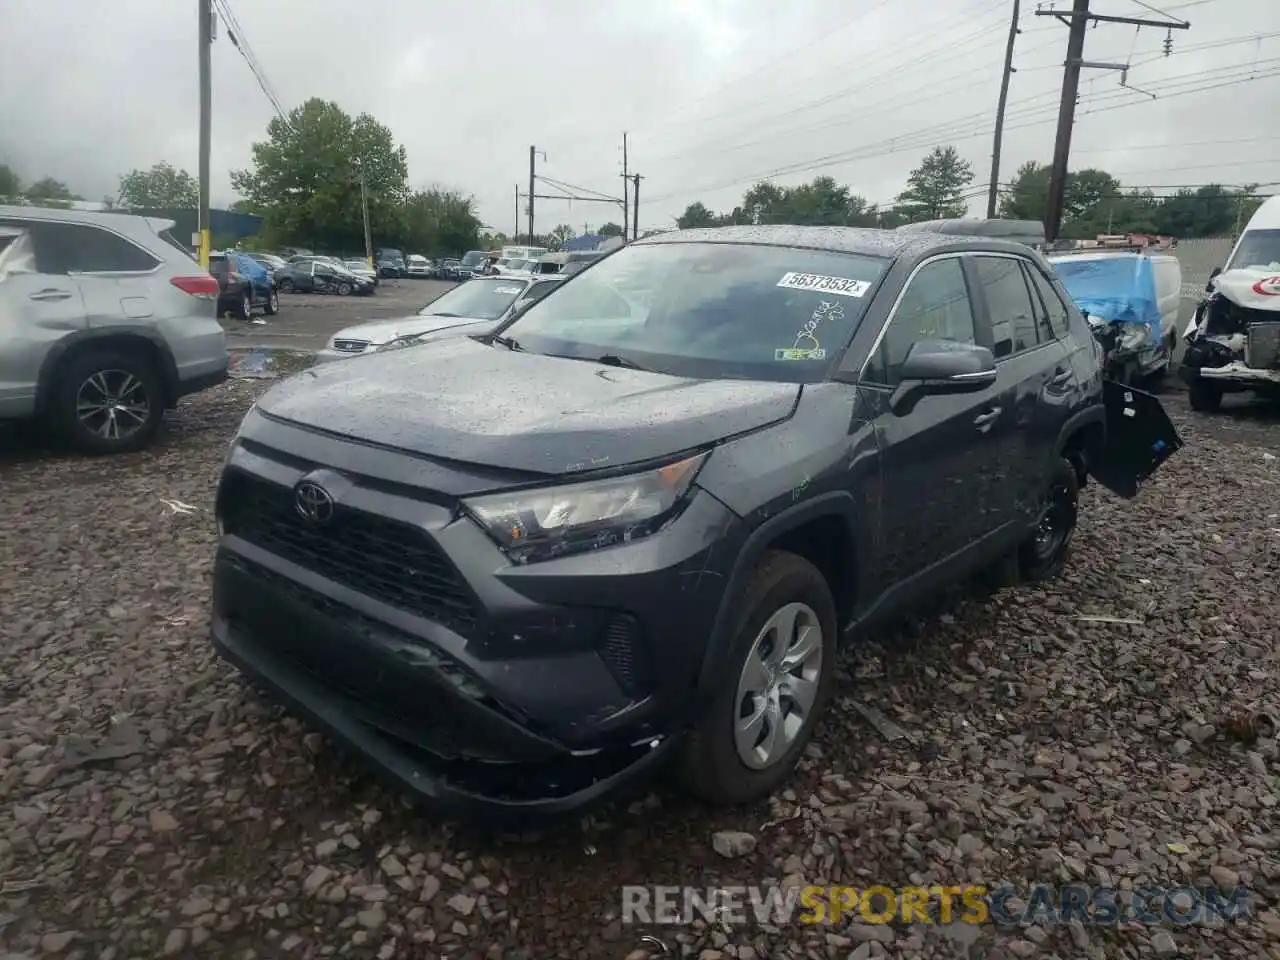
xmin=36 ymin=328 xmax=180 ymax=414
xmin=696 ymin=493 xmax=862 ymax=700
xmin=1056 ymin=404 xmax=1106 ymax=487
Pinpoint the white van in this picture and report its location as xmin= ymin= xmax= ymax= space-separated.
xmin=1180 ymin=196 xmax=1280 ymax=411
xmin=1048 ymin=248 xmax=1182 ymax=381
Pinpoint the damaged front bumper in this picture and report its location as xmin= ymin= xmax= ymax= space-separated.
xmin=1090 ymin=379 xmax=1183 ymax=499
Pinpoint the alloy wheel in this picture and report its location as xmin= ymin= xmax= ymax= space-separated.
xmin=733 ymin=602 xmax=824 ymax=770
xmin=1031 ymin=480 xmax=1074 ymax=563
xmin=76 ymin=369 xmax=151 ymax=443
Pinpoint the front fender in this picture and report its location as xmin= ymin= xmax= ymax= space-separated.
xmin=694 ymin=492 xmax=862 ymax=701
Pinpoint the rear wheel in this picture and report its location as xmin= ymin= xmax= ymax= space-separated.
xmin=1188 ymin=378 xmax=1223 ymax=412
xmin=1018 ymin=456 xmax=1079 ymax=583
xmin=237 ymin=291 xmax=252 ymax=321
xmin=680 ymin=551 xmax=837 ymax=805
xmin=55 ymin=349 xmax=164 ymax=455
xmin=336 ymin=282 xmax=352 ymax=296
xmin=264 ymin=288 xmax=279 ymax=316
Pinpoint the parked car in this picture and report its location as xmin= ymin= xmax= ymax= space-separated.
xmin=211 ymin=225 xmax=1180 ymax=816
xmin=343 ymin=259 xmax=380 ymax=287
xmin=275 ymin=260 xmax=374 ymax=296
xmin=210 ymin=251 xmax=279 ymax=320
xmin=532 ymin=251 xmax=605 ymax=276
xmin=496 ymin=257 xmax=534 ymax=277
xmin=376 ymin=247 xmax=407 ymax=278
xmin=1181 ymin=195 xmax=1280 ymax=411
xmin=406 ymin=254 xmax=432 ymax=279
xmin=316 ymin=275 xmax=562 ymax=362
xmin=459 ymin=249 xmax=488 ymax=273
xmin=0 ymin=205 xmax=228 ymax=454
xmin=242 ymin=251 xmax=287 ymax=274
xmin=441 ymin=259 xmax=466 ymax=281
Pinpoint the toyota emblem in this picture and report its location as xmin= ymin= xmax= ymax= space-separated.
xmin=294 ymin=481 xmax=335 ymax=523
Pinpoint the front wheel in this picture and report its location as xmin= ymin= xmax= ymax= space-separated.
xmin=1018 ymin=456 xmax=1079 ymax=583
xmin=680 ymin=550 xmax=837 ymax=805
xmin=55 ymin=349 xmax=164 ymax=455
xmin=1188 ymin=378 xmax=1223 ymax=412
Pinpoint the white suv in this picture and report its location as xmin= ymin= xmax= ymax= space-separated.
xmin=0 ymin=205 xmax=228 ymax=454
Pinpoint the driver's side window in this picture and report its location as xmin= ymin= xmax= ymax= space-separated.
xmin=865 ymin=257 xmax=976 ymax=386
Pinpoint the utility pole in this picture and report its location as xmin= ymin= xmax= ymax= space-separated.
xmin=197 ymin=0 xmax=212 ymax=269
xmin=987 ymin=0 xmax=1020 ymax=219
xmin=621 ymin=132 xmax=629 ymax=242
xmin=514 ymin=184 xmax=520 ymax=242
xmin=527 ymin=146 xmax=536 ymax=243
xmin=358 ymin=165 xmax=373 ymax=268
xmin=1037 ymin=0 xmax=1189 ymax=241
xmin=631 ymin=173 xmax=643 ymax=241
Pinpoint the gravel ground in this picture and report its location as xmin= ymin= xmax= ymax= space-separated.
xmin=1 ymin=378 xmax=1279 ymax=960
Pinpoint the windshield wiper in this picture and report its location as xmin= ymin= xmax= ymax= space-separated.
xmin=491 ymin=334 xmax=524 ymax=352
xmin=425 ymin=311 xmax=462 ymax=318
xmin=595 ymin=353 xmax=648 ymax=371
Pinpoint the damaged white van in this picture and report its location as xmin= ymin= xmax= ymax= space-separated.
xmin=1181 ymin=196 xmax=1280 ymax=412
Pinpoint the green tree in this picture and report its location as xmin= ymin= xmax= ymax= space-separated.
xmin=231 ymin=98 xmax=409 ymax=251
xmin=0 ymin=164 xmax=20 ymax=198
xmin=598 ymin=222 xmax=625 ymax=237
xmin=26 ymin=177 xmax=79 ymax=201
xmin=117 ymin=162 xmax=199 ymax=209
xmin=676 ymin=201 xmax=719 ymax=229
xmin=547 ymin=224 xmax=575 ymax=250
xmin=894 ymin=146 xmax=975 ymax=222
xmin=400 ymin=187 xmax=482 ymax=255
xmin=1154 ymin=185 xmax=1262 ymax=238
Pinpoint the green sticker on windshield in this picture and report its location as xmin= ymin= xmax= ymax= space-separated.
xmin=775 ymin=347 xmax=827 ymax=361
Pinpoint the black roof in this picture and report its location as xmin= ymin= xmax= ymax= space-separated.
xmin=637 ymin=223 xmax=1035 ymax=260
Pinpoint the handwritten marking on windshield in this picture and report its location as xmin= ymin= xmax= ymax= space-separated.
xmin=776 ymin=272 xmax=870 ymax=297
xmin=775 ymin=348 xmax=827 ymax=361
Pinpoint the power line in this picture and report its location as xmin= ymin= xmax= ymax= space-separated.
xmin=649 ymin=66 xmax=1280 ymax=210
xmin=211 ymin=0 xmax=288 ymax=123
xmin=534 ymin=174 xmax=622 ymax=203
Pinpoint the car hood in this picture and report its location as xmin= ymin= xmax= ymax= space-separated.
xmin=1212 ymin=268 xmax=1280 ymax=311
xmin=331 ymin=313 xmax=496 ymax=344
xmin=258 ymin=336 xmax=800 ymax=474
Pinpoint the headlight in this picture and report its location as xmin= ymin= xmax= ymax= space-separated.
xmin=1118 ymin=324 xmax=1150 ymax=350
xmin=463 ymin=452 xmax=708 ymax=564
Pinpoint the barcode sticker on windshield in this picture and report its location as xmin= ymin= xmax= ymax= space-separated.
xmin=776 ymin=272 xmax=870 ymax=298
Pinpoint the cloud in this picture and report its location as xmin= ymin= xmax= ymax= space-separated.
xmin=2 ymin=0 xmax=1276 ymax=234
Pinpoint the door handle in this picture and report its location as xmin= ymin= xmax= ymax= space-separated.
xmin=30 ymin=289 xmax=73 ymax=301
xmin=1049 ymin=367 xmax=1073 ymax=386
xmin=973 ymin=407 xmax=1002 ymax=431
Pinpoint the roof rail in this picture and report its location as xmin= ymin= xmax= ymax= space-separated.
xmin=895 ymin=217 xmax=1047 ymax=248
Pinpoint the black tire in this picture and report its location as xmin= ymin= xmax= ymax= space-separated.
xmin=1188 ymin=378 xmax=1223 ymax=413
xmin=54 ymin=348 xmax=164 ymax=455
xmin=237 ymin=291 xmax=252 ymax=322
xmin=679 ymin=550 xmax=837 ymax=806
xmin=336 ymin=282 xmax=352 ymax=296
xmin=264 ymin=288 xmax=279 ymax=316
xmin=1018 ymin=456 xmax=1079 ymax=583
xmin=278 ymin=277 xmax=294 ymax=293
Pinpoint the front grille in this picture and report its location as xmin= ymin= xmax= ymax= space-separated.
xmin=220 ymin=470 xmax=478 ymax=633
xmin=1246 ymin=322 xmax=1280 ymax=369
xmin=332 ymin=339 xmax=370 ymax=353
xmin=599 ymin=614 xmax=653 ymax=699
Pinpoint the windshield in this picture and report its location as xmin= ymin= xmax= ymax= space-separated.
xmin=417 ymin=276 xmax=528 ymax=319
xmin=505 ymin=259 xmax=529 ymax=271
xmin=499 ymin=241 xmax=888 ymax=382
xmin=345 ymin=260 xmax=367 ymax=269
xmin=460 ymin=250 xmax=486 ymax=266
xmin=1227 ymin=229 xmax=1280 ymax=272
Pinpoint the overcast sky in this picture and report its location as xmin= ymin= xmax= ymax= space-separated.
xmin=2 ymin=0 xmax=1276 ymax=236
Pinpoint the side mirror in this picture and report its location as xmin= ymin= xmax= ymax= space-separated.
xmin=889 ymin=340 xmax=997 ymax=416
xmin=1209 ymin=266 xmax=1223 ymax=281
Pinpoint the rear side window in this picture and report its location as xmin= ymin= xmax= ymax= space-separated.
xmin=21 ymin=222 xmax=160 ymax=275
xmin=157 ymin=228 xmax=197 ymax=263
xmin=973 ymin=256 xmax=1040 ymax=359
xmin=1025 ymin=265 xmax=1071 ymax=340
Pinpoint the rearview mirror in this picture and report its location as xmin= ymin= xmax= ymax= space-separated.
xmin=890 ymin=340 xmax=997 ymax=416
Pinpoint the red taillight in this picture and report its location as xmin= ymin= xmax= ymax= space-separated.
xmin=171 ymin=275 xmax=220 ymax=299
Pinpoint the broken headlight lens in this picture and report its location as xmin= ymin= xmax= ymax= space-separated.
xmin=463 ymin=452 xmax=708 ymax=564
xmin=1118 ymin=324 xmax=1151 ymax=350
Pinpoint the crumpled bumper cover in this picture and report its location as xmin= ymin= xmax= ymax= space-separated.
xmin=210 ymin=551 xmax=678 ymax=819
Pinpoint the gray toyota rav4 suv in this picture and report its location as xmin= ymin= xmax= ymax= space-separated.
xmin=0 ymin=205 xmax=228 ymax=453
xmin=211 ymin=225 xmax=1181 ymax=818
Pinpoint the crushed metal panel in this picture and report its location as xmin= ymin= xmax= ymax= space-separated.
xmin=1090 ymin=380 xmax=1183 ymax=499
xmin=1245 ymin=322 xmax=1280 ymax=369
